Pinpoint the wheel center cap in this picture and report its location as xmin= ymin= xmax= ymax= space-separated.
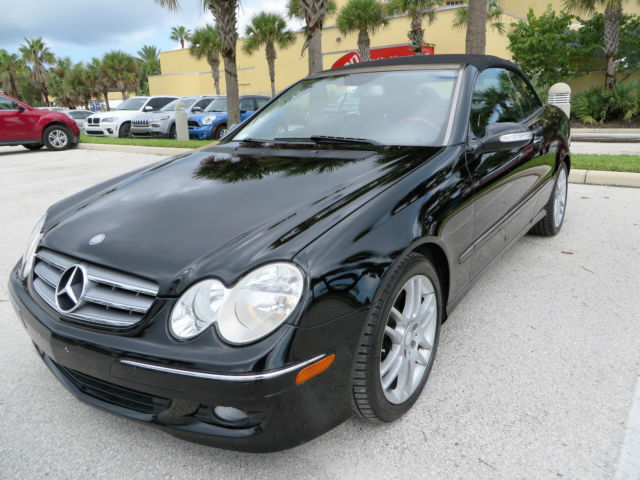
xmin=404 ymin=323 xmax=418 ymax=348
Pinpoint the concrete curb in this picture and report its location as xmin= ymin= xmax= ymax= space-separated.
xmin=571 ymin=128 xmax=640 ymax=143
xmin=78 ymin=143 xmax=191 ymax=156
xmin=569 ymin=168 xmax=640 ymax=188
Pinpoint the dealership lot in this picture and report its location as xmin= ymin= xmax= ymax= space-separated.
xmin=1 ymin=146 xmax=639 ymax=479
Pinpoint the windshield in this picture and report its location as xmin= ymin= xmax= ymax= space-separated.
xmin=204 ymin=98 xmax=227 ymax=112
xmin=116 ymin=97 xmax=149 ymax=111
xmin=233 ymin=69 xmax=459 ymax=146
xmin=161 ymin=98 xmax=197 ymax=112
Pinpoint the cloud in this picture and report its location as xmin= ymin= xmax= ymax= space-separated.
xmin=0 ymin=0 xmax=303 ymax=62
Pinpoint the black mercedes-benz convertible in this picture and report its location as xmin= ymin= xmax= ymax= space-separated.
xmin=8 ymin=55 xmax=570 ymax=452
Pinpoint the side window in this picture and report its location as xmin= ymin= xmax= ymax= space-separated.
xmin=0 ymin=97 xmax=20 ymax=110
xmin=239 ymin=98 xmax=254 ymax=111
xmin=508 ymin=71 xmax=542 ymax=119
xmin=255 ymin=98 xmax=268 ymax=109
xmin=469 ymin=68 xmax=522 ymax=138
xmin=192 ymin=98 xmax=211 ymax=110
xmin=147 ymin=97 xmax=174 ymax=111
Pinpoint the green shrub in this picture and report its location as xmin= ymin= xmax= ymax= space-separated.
xmin=572 ymin=87 xmax=611 ymax=124
xmin=572 ymin=80 xmax=640 ymax=124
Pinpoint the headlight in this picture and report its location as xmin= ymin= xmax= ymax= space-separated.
xmin=201 ymin=115 xmax=216 ymax=125
xmin=101 ymin=117 xmax=115 ymax=123
xmin=170 ymin=263 xmax=304 ymax=344
xmin=21 ymin=215 xmax=45 ymax=279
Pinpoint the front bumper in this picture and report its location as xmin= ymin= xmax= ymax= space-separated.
xmin=84 ymin=122 xmax=119 ymax=137
xmin=9 ymin=264 xmax=365 ymax=452
xmin=188 ymin=124 xmax=214 ymax=140
xmin=131 ymin=123 xmax=171 ymax=138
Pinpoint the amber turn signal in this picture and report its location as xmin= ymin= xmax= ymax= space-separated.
xmin=295 ymin=354 xmax=336 ymax=386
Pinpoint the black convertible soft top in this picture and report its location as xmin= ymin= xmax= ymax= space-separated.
xmin=329 ymin=54 xmax=518 ymax=74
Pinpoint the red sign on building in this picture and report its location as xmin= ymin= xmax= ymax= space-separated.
xmin=331 ymin=44 xmax=435 ymax=69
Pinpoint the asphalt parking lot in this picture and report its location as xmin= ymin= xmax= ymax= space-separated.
xmin=1 ymin=146 xmax=639 ymax=479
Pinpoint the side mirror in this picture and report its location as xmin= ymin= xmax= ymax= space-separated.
xmin=469 ymin=122 xmax=532 ymax=155
xmin=191 ymin=106 xmax=202 ymax=112
xmin=17 ymin=105 xmax=26 ymax=112
xmin=143 ymin=105 xmax=154 ymax=112
xmin=240 ymin=109 xmax=247 ymax=114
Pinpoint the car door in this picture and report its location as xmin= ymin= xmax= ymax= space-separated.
xmin=466 ymin=67 xmax=545 ymax=278
xmin=0 ymin=96 xmax=36 ymax=142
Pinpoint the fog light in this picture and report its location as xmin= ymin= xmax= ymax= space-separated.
xmin=214 ymin=406 xmax=248 ymax=423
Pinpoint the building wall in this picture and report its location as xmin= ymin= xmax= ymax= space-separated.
xmin=149 ymin=0 xmax=640 ymax=97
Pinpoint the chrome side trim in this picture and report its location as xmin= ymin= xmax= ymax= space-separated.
xmin=120 ymin=354 xmax=327 ymax=382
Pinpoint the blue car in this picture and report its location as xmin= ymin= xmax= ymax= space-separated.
xmin=188 ymin=95 xmax=270 ymax=140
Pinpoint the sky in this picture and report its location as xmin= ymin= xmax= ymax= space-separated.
xmin=0 ymin=0 xmax=303 ymax=64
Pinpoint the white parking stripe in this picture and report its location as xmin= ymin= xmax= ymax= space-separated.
xmin=616 ymin=376 xmax=640 ymax=480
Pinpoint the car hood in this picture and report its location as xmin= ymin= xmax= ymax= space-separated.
xmin=42 ymin=143 xmax=442 ymax=296
xmin=189 ymin=112 xmax=228 ymax=122
xmin=89 ymin=110 xmax=142 ymax=121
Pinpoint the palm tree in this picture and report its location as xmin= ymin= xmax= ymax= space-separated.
xmin=190 ymin=26 xmax=222 ymax=94
xmin=243 ymin=13 xmax=296 ymax=96
xmin=287 ymin=0 xmax=337 ymax=74
xmin=88 ymin=57 xmax=111 ymax=111
xmin=0 ymin=50 xmax=26 ymax=98
xmin=101 ymin=50 xmax=141 ymax=101
xmin=170 ymin=25 xmax=192 ymax=49
xmin=137 ymin=45 xmax=161 ymax=95
xmin=157 ymin=1 xmax=241 ymax=126
xmin=386 ymin=0 xmax=443 ymax=55
xmin=19 ymin=37 xmax=55 ymax=106
xmin=564 ymin=0 xmax=640 ymax=91
xmin=337 ymin=0 xmax=388 ymax=62
xmin=452 ymin=0 xmax=504 ymax=54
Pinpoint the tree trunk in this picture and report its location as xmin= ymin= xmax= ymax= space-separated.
xmin=603 ymin=1 xmax=622 ymax=91
xmin=408 ymin=11 xmax=424 ymax=55
xmin=180 ymin=39 xmax=185 ymax=49
xmin=301 ymin=0 xmax=328 ymax=74
xmin=42 ymin=83 xmax=50 ymax=107
xmin=358 ymin=30 xmax=371 ymax=62
xmin=209 ymin=0 xmax=240 ymax=125
xmin=121 ymin=90 xmax=128 ymax=101
xmin=266 ymin=42 xmax=277 ymax=97
xmin=9 ymin=73 xmax=19 ymax=98
xmin=466 ymin=0 xmax=488 ymax=54
xmin=103 ymin=91 xmax=111 ymax=111
xmin=208 ymin=56 xmax=221 ymax=95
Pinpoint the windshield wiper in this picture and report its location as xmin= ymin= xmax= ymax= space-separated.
xmin=309 ymin=135 xmax=379 ymax=146
xmin=272 ymin=136 xmax=379 ymax=146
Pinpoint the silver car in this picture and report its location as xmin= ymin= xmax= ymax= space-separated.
xmin=66 ymin=110 xmax=93 ymax=134
xmin=130 ymin=96 xmax=218 ymax=139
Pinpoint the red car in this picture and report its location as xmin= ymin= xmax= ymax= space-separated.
xmin=0 ymin=93 xmax=80 ymax=150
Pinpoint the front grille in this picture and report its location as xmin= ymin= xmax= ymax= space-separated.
xmin=32 ymin=248 xmax=158 ymax=328
xmin=132 ymin=118 xmax=149 ymax=127
xmin=88 ymin=117 xmax=100 ymax=125
xmin=188 ymin=121 xmax=200 ymax=128
xmin=55 ymin=361 xmax=170 ymax=414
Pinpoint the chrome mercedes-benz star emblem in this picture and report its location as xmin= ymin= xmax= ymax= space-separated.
xmin=55 ymin=264 xmax=88 ymax=313
xmin=89 ymin=233 xmax=106 ymax=246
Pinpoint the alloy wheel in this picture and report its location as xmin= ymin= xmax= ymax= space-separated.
xmin=553 ymin=168 xmax=567 ymax=229
xmin=48 ymin=129 xmax=68 ymax=149
xmin=380 ymin=274 xmax=437 ymax=404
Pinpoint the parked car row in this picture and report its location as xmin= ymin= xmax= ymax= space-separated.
xmin=85 ymin=94 xmax=270 ymax=140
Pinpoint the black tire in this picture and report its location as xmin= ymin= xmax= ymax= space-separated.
xmin=169 ymin=124 xmax=176 ymax=139
xmin=530 ymin=162 xmax=568 ymax=236
xmin=23 ymin=144 xmax=43 ymax=150
xmin=213 ymin=123 xmax=227 ymax=140
xmin=43 ymin=125 xmax=72 ymax=150
xmin=118 ymin=122 xmax=131 ymax=138
xmin=352 ymin=252 xmax=442 ymax=423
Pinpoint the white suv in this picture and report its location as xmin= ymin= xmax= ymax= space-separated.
xmin=84 ymin=96 xmax=177 ymax=138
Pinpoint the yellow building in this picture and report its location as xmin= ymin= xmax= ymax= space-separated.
xmin=149 ymin=0 xmax=640 ymax=97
